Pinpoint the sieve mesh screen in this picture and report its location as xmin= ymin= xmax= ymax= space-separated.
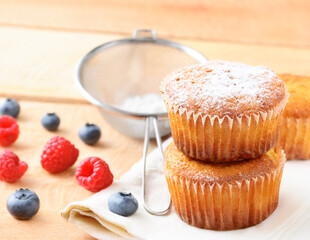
xmin=80 ymin=42 xmax=203 ymax=114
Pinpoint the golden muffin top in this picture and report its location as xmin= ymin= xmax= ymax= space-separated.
xmin=161 ymin=61 xmax=287 ymax=118
xmin=279 ymin=74 xmax=310 ymax=118
xmin=164 ymin=142 xmax=285 ymax=184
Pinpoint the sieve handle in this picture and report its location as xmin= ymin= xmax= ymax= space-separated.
xmin=142 ymin=116 xmax=171 ymax=216
xmin=133 ymin=29 xmax=157 ymax=40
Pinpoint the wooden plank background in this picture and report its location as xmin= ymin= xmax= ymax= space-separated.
xmin=0 ymin=1 xmax=309 ymax=239
xmin=0 ymin=27 xmax=309 ymax=104
xmin=0 ymin=0 xmax=309 ymax=47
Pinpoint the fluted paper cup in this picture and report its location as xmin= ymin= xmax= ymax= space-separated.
xmin=278 ymin=117 xmax=310 ymax=160
xmin=164 ymin=142 xmax=286 ymax=230
xmin=165 ymin=164 xmax=284 ymax=230
xmin=164 ymin=97 xmax=287 ymax=162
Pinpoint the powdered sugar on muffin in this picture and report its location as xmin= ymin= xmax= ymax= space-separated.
xmin=161 ymin=61 xmax=287 ymax=117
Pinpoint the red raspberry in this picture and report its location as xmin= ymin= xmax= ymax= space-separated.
xmin=75 ymin=157 xmax=113 ymax=192
xmin=0 ymin=150 xmax=28 ymax=183
xmin=41 ymin=136 xmax=79 ymax=173
xmin=0 ymin=115 xmax=19 ymax=147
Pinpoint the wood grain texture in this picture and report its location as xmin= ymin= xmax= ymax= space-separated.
xmin=0 ymin=100 xmax=155 ymax=240
xmin=0 ymin=0 xmax=309 ymax=47
xmin=0 ymin=27 xmax=310 ymax=103
xmin=0 ymin=2 xmax=308 ymax=237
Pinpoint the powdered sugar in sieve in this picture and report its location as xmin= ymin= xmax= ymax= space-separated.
xmin=118 ymin=94 xmax=166 ymax=114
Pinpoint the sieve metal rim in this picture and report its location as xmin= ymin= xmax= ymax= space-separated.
xmin=75 ymin=29 xmax=208 ymax=119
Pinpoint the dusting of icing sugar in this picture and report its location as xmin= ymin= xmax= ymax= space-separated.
xmin=118 ymin=94 xmax=166 ymax=114
xmin=163 ymin=61 xmax=286 ymax=117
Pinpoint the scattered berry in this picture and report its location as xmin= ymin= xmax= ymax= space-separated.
xmin=0 ymin=98 xmax=20 ymax=118
xmin=41 ymin=136 xmax=79 ymax=173
xmin=75 ymin=157 xmax=113 ymax=192
xmin=41 ymin=113 xmax=60 ymax=131
xmin=7 ymin=188 xmax=40 ymax=220
xmin=108 ymin=192 xmax=138 ymax=217
xmin=0 ymin=150 xmax=28 ymax=183
xmin=78 ymin=123 xmax=101 ymax=145
xmin=0 ymin=115 xmax=20 ymax=147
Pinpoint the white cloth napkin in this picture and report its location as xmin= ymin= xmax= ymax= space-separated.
xmin=62 ymin=138 xmax=310 ymax=240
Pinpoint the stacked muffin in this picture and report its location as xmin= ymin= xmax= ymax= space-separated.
xmin=160 ymin=61 xmax=288 ymax=230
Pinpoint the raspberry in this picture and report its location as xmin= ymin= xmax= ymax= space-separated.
xmin=75 ymin=157 xmax=113 ymax=192
xmin=0 ymin=150 xmax=28 ymax=183
xmin=41 ymin=136 xmax=79 ymax=173
xmin=0 ymin=115 xmax=19 ymax=147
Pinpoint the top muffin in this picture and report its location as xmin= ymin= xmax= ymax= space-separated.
xmin=161 ymin=61 xmax=286 ymax=118
xmin=161 ymin=61 xmax=288 ymax=162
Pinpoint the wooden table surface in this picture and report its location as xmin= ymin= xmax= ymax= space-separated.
xmin=0 ymin=1 xmax=309 ymax=239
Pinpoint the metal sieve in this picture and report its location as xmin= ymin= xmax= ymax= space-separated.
xmin=75 ymin=29 xmax=208 ymax=215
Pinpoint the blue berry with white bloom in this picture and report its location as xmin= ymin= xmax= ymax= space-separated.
xmin=108 ymin=192 xmax=138 ymax=217
xmin=78 ymin=123 xmax=101 ymax=145
xmin=0 ymin=98 xmax=20 ymax=118
xmin=41 ymin=113 xmax=60 ymax=131
xmin=7 ymin=188 xmax=40 ymax=220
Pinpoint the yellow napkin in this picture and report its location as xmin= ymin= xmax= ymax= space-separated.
xmin=62 ymin=138 xmax=310 ymax=240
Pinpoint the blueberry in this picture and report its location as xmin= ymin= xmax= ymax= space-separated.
xmin=7 ymin=188 xmax=40 ymax=220
xmin=108 ymin=192 xmax=138 ymax=217
xmin=78 ymin=123 xmax=101 ymax=145
xmin=0 ymin=98 xmax=20 ymax=118
xmin=41 ymin=113 xmax=60 ymax=131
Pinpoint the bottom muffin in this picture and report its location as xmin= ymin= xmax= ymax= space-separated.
xmin=164 ymin=142 xmax=286 ymax=230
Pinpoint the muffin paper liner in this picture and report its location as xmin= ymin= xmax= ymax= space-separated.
xmin=278 ymin=117 xmax=310 ymax=160
xmin=162 ymin=94 xmax=288 ymax=162
xmin=165 ymin=164 xmax=284 ymax=230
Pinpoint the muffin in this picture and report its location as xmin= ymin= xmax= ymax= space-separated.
xmin=278 ymin=74 xmax=310 ymax=160
xmin=164 ymin=142 xmax=286 ymax=230
xmin=160 ymin=61 xmax=288 ymax=162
